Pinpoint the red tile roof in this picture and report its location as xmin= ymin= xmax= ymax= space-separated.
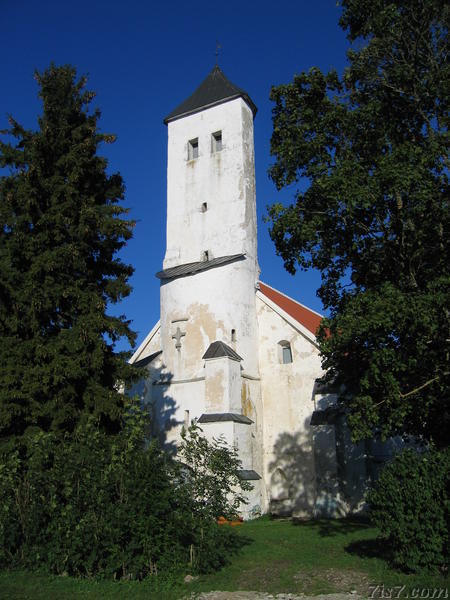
xmin=258 ymin=281 xmax=323 ymax=336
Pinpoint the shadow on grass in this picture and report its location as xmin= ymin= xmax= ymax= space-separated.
xmin=288 ymin=516 xmax=392 ymax=565
xmin=292 ymin=517 xmax=395 ymax=567
xmin=228 ymin=531 xmax=254 ymax=553
xmin=291 ymin=516 xmax=371 ymax=538
xmin=193 ymin=527 xmax=254 ymax=575
xmin=345 ymin=537 xmax=390 ymax=562
xmin=223 ymin=529 xmax=254 ymax=557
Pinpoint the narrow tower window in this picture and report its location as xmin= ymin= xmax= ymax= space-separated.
xmin=231 ymin=329 xmax=236 ymax=342
xmin=188 ymin=138 xmax=199 ymax=160
xmin=202 ymin=250 xmax=209 ymax=261
xmin=212 ymin=131 xmax=222 ymax=153
xmin=201 ymin=202 xmax=208 ymax=212
xmin=279 ymin=340 xmax=293 ymax=364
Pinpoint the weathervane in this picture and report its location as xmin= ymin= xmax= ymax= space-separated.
xmin=215 ymin=41 xmax=221 ymax=65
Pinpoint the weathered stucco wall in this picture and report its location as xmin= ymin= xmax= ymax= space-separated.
xmin=204 ymin=356 xmax=241 ymax=413
xmin=160 ymin=260 xmax=260 ymax=381
xmin=161 ymin=95 xmax=260 ymax=384
xmin=256 ymin=294 xmax=322 ymax=517
xmin=165 ymin=97 xmax=258 ymax=268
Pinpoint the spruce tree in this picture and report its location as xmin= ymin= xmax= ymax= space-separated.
xmin=0 ymin=65 xmax=137 ymax=446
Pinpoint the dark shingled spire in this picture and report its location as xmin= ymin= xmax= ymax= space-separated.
xmin=164 ymin=65 xmax=257 ymax=124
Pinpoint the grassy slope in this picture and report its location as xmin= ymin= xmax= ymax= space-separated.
xmin=0 ymin=518 xmax=448 ymax=599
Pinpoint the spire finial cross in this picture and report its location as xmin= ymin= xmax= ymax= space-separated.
xmin=172 ymin=326 xmax=186 ymax=350
xmin=215 ymin=40 xmax=221 ymax=65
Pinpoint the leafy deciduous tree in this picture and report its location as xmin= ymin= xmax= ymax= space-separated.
xmin=267 ymin=0 xmax=449 ymax=447
xmin=178 ymin=423 xmax=252 ymax=521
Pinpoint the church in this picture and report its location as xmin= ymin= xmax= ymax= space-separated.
xmin=130 ymin=66 xmax=371 ymax=519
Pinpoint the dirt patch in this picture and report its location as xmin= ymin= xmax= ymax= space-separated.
xmin=235 ymin=560 xmax=292 ymax=590
xmin=293 ymin=569 xmax=371 ymax=595
xmin=323 ymin=569 xmax=371 ymax=594
xmin=189 ymin=593 xmax=362 ymax=600
xmin=188 ymin=594 xmax=280 ymax=599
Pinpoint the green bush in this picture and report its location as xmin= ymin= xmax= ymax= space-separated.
xmin=367 ymin=447 xmax=449 ymax=573
xmin=179 ymin=423 xmax=253 ymax=522
xmin=0 ymin=402 xmax=249 ymax=579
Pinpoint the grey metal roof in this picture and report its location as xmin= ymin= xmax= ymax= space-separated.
xmin=156 ymin=253 xmax=244 ymax=281
xmin=133 ymin=350 xmax=162 ymax=368
xmin=202 ymin=341 xmax=243 ymax=361
xmin=238 ymin=470 xmax=261 ymax=481
xmin=164 ymin=65 xmax=257 ymax=124
xmin=197 ymin=413 xmax=253 ymax=424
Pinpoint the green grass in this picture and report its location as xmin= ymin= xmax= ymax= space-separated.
xmin=1 ymin=517 xmax=448 ymax=599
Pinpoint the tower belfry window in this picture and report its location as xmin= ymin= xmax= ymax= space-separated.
xmin=188 ymin=138 xmax=199 ymax=160
xmin=212 ymin=131 xmax=222 ymax=153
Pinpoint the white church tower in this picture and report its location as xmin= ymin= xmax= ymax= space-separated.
xmin=159 ymin=65 xmax=260 ymax=384
xmin=151 ymin=65 xmax=264 ymax=513
xmin=131 ymin=66 xmax=372 ymax=520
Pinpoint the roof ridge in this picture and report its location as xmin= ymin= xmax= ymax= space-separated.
xmin=259 ymin=280 xmax=324 ymax=318
xmin=258 ymin=281 xmax=324 ymax=337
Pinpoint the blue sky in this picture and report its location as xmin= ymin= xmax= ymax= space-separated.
xmin=1 ymin=0 xmax=350 ymax=354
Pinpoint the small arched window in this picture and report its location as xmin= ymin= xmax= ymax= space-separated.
xmin=278 ymin=340 xmax=293 ymax=364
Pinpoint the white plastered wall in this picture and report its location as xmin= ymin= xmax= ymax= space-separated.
xmin=165 ymin=97 xmax=258 ymax=268
xmin=161 ymin=96 xmax=260 ymax=384
xmin=204 ymin=356 xmax=241 ymax=413
xmin=256 ymin=294 xmax=323 ymax=518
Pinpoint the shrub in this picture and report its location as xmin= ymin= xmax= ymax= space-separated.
xmin=178 ymin=423 xmax=253 ymax=522
xmin=0 ymin=407 xmax=182 ymax=578
xmin=0 ymin=401 xmax=249 ymax=579
xmin=367 ymin=447 xmax=449 ymax=573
